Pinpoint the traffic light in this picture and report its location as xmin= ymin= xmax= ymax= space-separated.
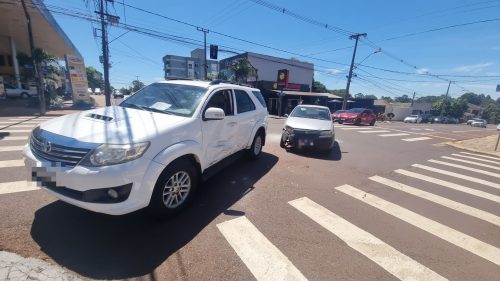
xmin=210 ymin=44 xmax=218 ymax=59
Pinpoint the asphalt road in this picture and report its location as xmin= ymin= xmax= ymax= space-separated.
xmin=0 ymin=115 xmax=499 ymax=281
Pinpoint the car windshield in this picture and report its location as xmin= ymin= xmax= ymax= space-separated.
xmin=120 ymin=83 xmax=206 ymax=117
xmin=334 ymin=110 xmax=346 ymax=114
xmin=347 ymin=108 xmax=364 ymax=113
xmin=290 ymin=106 xmax=331 ymax=120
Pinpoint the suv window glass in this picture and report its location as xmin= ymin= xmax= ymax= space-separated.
xmin=235 ymin=90 xmax=255 ymax=113
xmin=206 ymin=90 xmax=234 ymax=115
xmin=120 ymin=83 xmax=206 ymax=117
xmin=252 ymin=90 xmax=266 ymax=108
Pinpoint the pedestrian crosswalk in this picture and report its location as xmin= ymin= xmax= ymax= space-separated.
xmin=335 ymin=124 xmax=435 ymax=142
xmin=217 ymin=151 xmax=500 ymax=280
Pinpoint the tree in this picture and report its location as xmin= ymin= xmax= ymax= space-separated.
xmin=86 ymin=66 xmax=104 ymax=91
xmin=364 ymin=94 xmax=378 ymax=99
xmin=354 ymin=93 xmax=365 ymax=99
xmin=394 ymin=94 xmax=411 ymax=103
xmin=460 ymin=92 xmax=481 ymax=105
xmin=431 ymin=98 xmax=468 ymax=118
xmin=482 ymin=103 xmax=500 ymax=123
xmin=227 ymin=58 xmax=256 ymax=82
xmin=119 ymin=87 xmax=132 ymax=95
xmin=130 ymin=80 xmax=145 ymax=92
xmin=312 ymin=80 xmax=328 ymax=93
xmin=417 ymin=95 xmax=442 ymax=103
xmin=330 ymin=89 xmax=346 ymax=97
xmin=381 ymin=96 xmax=393 ymax=102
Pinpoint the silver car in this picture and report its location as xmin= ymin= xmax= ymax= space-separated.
xmin=470 ymin=119 xmax=487 ymax=128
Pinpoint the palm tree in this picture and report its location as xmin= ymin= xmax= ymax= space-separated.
xmin=227 ymin=58 xmax=257 ymax=83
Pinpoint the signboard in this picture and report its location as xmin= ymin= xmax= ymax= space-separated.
xmin=277 ymin=69 xmax=289 ymax=89
xmin=65 ymin=55 xmax=90 ymax=103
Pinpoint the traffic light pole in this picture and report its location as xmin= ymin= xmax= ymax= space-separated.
xmin=197 ymin=28 xmax=209 ymax=80
xmin=342 ymin=33 xmax=366 ymax=110
xmin=99 ymin=0 xmax=111 ymax=106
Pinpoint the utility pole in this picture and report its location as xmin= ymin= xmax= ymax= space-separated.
xmin=342 ymin=33 xmax=367 ymax=110
xmin=440 ymin=81 xmax=452 ymax=117
xmin=98 ymin=0 xmax=111 ymax=106
xmin=197 ymin=27 xmax=209 ymax=80
xmin=411 ymin=92 xmax=416 ymax=106
xmin=21 ymin=0 xmax=45 ymax=115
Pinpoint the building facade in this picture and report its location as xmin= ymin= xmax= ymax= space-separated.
xmin=163 ymin=49 xmax=218 ymax=80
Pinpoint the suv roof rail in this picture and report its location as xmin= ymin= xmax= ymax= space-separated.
xmin=209 ymin=79 xmax=254 ymax=87
xmin=164 ymin=77 xmax=195 ymax=81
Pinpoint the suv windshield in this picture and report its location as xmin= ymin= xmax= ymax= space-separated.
xmin=290 ymin=106 xmax=331 ymax=120
xmin=120 ymin=83 xmax=206 ymax=117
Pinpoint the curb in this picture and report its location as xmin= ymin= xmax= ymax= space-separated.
xmin=445 ymin=141 xmax=500 ymax=158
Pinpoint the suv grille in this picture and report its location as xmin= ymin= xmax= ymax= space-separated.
xmin=30 ymin=132 xmax=91 ymax=166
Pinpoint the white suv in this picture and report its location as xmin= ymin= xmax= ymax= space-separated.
xmin=23 ymin=80 xmax=268 ymax=216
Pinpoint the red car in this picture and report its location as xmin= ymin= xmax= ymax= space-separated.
xmin=338 ymin=108 xmax=376 ymax=126
xmin=331 ymin=110 xmax=346 ymax=122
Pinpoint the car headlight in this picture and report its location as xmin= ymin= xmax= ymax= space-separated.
xmin=283 ymin=125 xmax=294 ymax=133
xmin=320 ymin=130 xmax=333 ymax=136
xmin=80 ymin=142 xmax=150 ymax=167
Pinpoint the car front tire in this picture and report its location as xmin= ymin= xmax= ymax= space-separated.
xmin=148 ymin=158 xmax=198 ymax=217
xmin=21 ymin=92 xmax=30 ymax=99
xmin=248 ymin=132 xmax=264 ymax=160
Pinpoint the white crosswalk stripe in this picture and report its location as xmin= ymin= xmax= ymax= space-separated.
xmin=1 ymin=125 xmax=37 ymax=129
xmin=395 ymin=169 xmax=500 ymax=203
xmin=379 ymin=133 xmax=410 ymax=137
xmin=0 ymin=129 xmax=32 ymax=133
xmin=336 ymin=184 xmax=500 ymax=266
xmin=0 ymin=146 xmax=24 ymax=152
xmin=459 ymin=152 xmax=500 ymax=161
xmin=412 ymin=164 xmax=500 ymax=189
xmin=441 ymin=156 xmax=500 ymax=171
xmin=370 ymin=176 xmax=500 ymax=227
xmin=289 ymin=197 xmax=447 ymax=281
xmin=339 ymin=127 xmax=373 ymax=130
xmin=0 ymin=136 xmax=29 ymax=141
xmin=428 ymin=159 xmax=500 ymax=179
xmin=0 ymin=181 xmax=40 ymax=195
xmin=0 ymin=160 xmax=24 ymax=168
xmin=402 ymin=137 xmax=432 ymax=142
xmin=217 ymin=216 xmax=308 ymax=281
xmin=451 ymin=153 xmax=500 ymax=165
xmin=358 ymin=130 xmax=391 ymax=133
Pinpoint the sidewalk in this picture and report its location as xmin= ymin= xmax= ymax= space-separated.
xmin=0 ymin=251 xmax=82 ymax=281
xmin=0 ymin=98 xmax=99 ymax=117
xmin=447 ymin=134 xmax=500 ymax=157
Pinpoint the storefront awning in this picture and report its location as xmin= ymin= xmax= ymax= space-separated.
xmin=0 ymin=0 xmax=81 ymax=58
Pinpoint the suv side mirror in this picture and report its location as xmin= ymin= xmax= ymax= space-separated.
xmin=204 ymin=107 xmax=225 ymax=120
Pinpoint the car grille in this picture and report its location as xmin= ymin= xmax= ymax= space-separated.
xmin=30 ymin=132 xmax=91 ymax=166
xmin=293 ymin=129 xmax=320 ymax=136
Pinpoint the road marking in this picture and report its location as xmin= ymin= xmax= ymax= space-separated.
xmin=428 ymin=159 xmax=500 ymax=179
xmin=396 ymin=169 xmax=500 ymax=203
xmin=339 ymin=127 xmax=373 ymax=130
xmin=441 ymin=156 xmax=500 ymax=171
xmin=379 ymin=133 xmax=410 ymax=137
xmin=0 ymin=129 xmax=32 ymax=133
xmin=460 ymin=152 xmax=500 ymax=160
xmin=0 ymin=136 xmax=29 ymax=141
xmin=289 ymin=197 xmax=447 ymax=281
xmin=336 ymin=184 xmax=500 ymax=266
xmin=0 ymin=159 xmax=24 ymax=168
xmin=402 ymin=137 xmax=432 ymax=142
xmin=412 ymin=164 xmax=500 ymax=190
xmin=0 ymin=146 xmax=24 ymax=152
xmin=217 ymin=216 xmax=307 ymax=281
xmin=0 ymin=181 xmax=39 ymax=194
xmin=0 ymin=125 xmax=37 ymax=130
xmin=359 ymin=130 xmax=391 ymax=133
xmin=370 ymin=176 xmax=500 ymax=227
xmin=451 ymin=154 xmax=500 ymax=165
xmin=452 ymin=130 xmax=487 ymax=133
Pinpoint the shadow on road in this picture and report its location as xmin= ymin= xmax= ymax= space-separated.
xmin=30 ymin=152 xmax=278 ymax=279
xmin=290 ymin=141 xmax=342 ymax=161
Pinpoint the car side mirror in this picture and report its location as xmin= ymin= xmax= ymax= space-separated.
xmin=204 ymin=107 xmax=225 ymax=121
xmin=284 ymin=114 xmax=289 ymax=117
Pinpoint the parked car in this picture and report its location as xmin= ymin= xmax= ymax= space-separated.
xmin=331 ymin=109 xmax=346 ymax=122
xmin=470 ymin=119 xmax=487 ymax=128
xmin=403 ymin=115 xmax=422 ymax=123
xmin=4 ymin=84 xmax=37 ymax=98
xmin=23 ymin=80 xmax=268 ymax=216
xmin=433 ymin=116 xmax=458 ymax=124
xmin=420 ymin=114 xmax=433 ymax=123
xmin=497 ymin=123 xmax=500 ymax=131
xmin=337 ymin=108 xmax=376 ymax=126
xmin=280 ymin=105 xmax=335 ymax=151
xmin=467 ymin=118 xmax=483 ymax=125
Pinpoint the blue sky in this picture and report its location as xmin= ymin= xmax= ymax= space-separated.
xmin=46 ymin=0 xmax=500 ymax=99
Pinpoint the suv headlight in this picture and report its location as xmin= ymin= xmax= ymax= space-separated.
xmin=283 ymin=125 xmax=294 ymax=133
xmin=320 ymin=130 xmax=333 ymax=136
xmin=80 ymin=142 xmax=150 ymax=167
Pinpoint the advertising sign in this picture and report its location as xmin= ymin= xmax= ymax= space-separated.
xmin=65 ymin=55 xmax=90 ymax=102
xmin=277 ymin=69 xmax=289 ymax=89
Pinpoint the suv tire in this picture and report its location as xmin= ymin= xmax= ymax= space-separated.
xmin=248 ymin=132 xmax=264 ymax=160
xmin=21 ymin=92 xmax=30 ymax=99
xmin=148 ymin=158 xmax=198 ymax=217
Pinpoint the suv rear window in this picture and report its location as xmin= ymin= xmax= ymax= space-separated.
xmin=252 ymin=90 xmax=266 ymax=108
xmin=235 ymin=90 xmax=256 ymax=113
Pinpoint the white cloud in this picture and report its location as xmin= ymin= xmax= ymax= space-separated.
xmin=416 ymin=68 xmax=429 ymax=74
xmin=453 ymin=62 xmax=493 ymax=73
xmin=326 ymin=68 xmax=343 ymax=75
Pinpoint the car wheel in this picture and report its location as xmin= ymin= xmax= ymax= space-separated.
xmin=21 ymin=92 xmax=30 ymax=99
xmin=248 ymin=132 xmax=264 ymax=160
xmin=369 ymin=120 xmax=375 ymax=126
xmin=355 ymin=118 xmax=362 ymax=125
xmin=148 ymin=158 xmax=198 ymax=217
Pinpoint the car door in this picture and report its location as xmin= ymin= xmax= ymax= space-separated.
xmin=234 ymin=89 xmax=258 ymax=149
xmin=201 ymin=89 xmax=240 ymax=166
